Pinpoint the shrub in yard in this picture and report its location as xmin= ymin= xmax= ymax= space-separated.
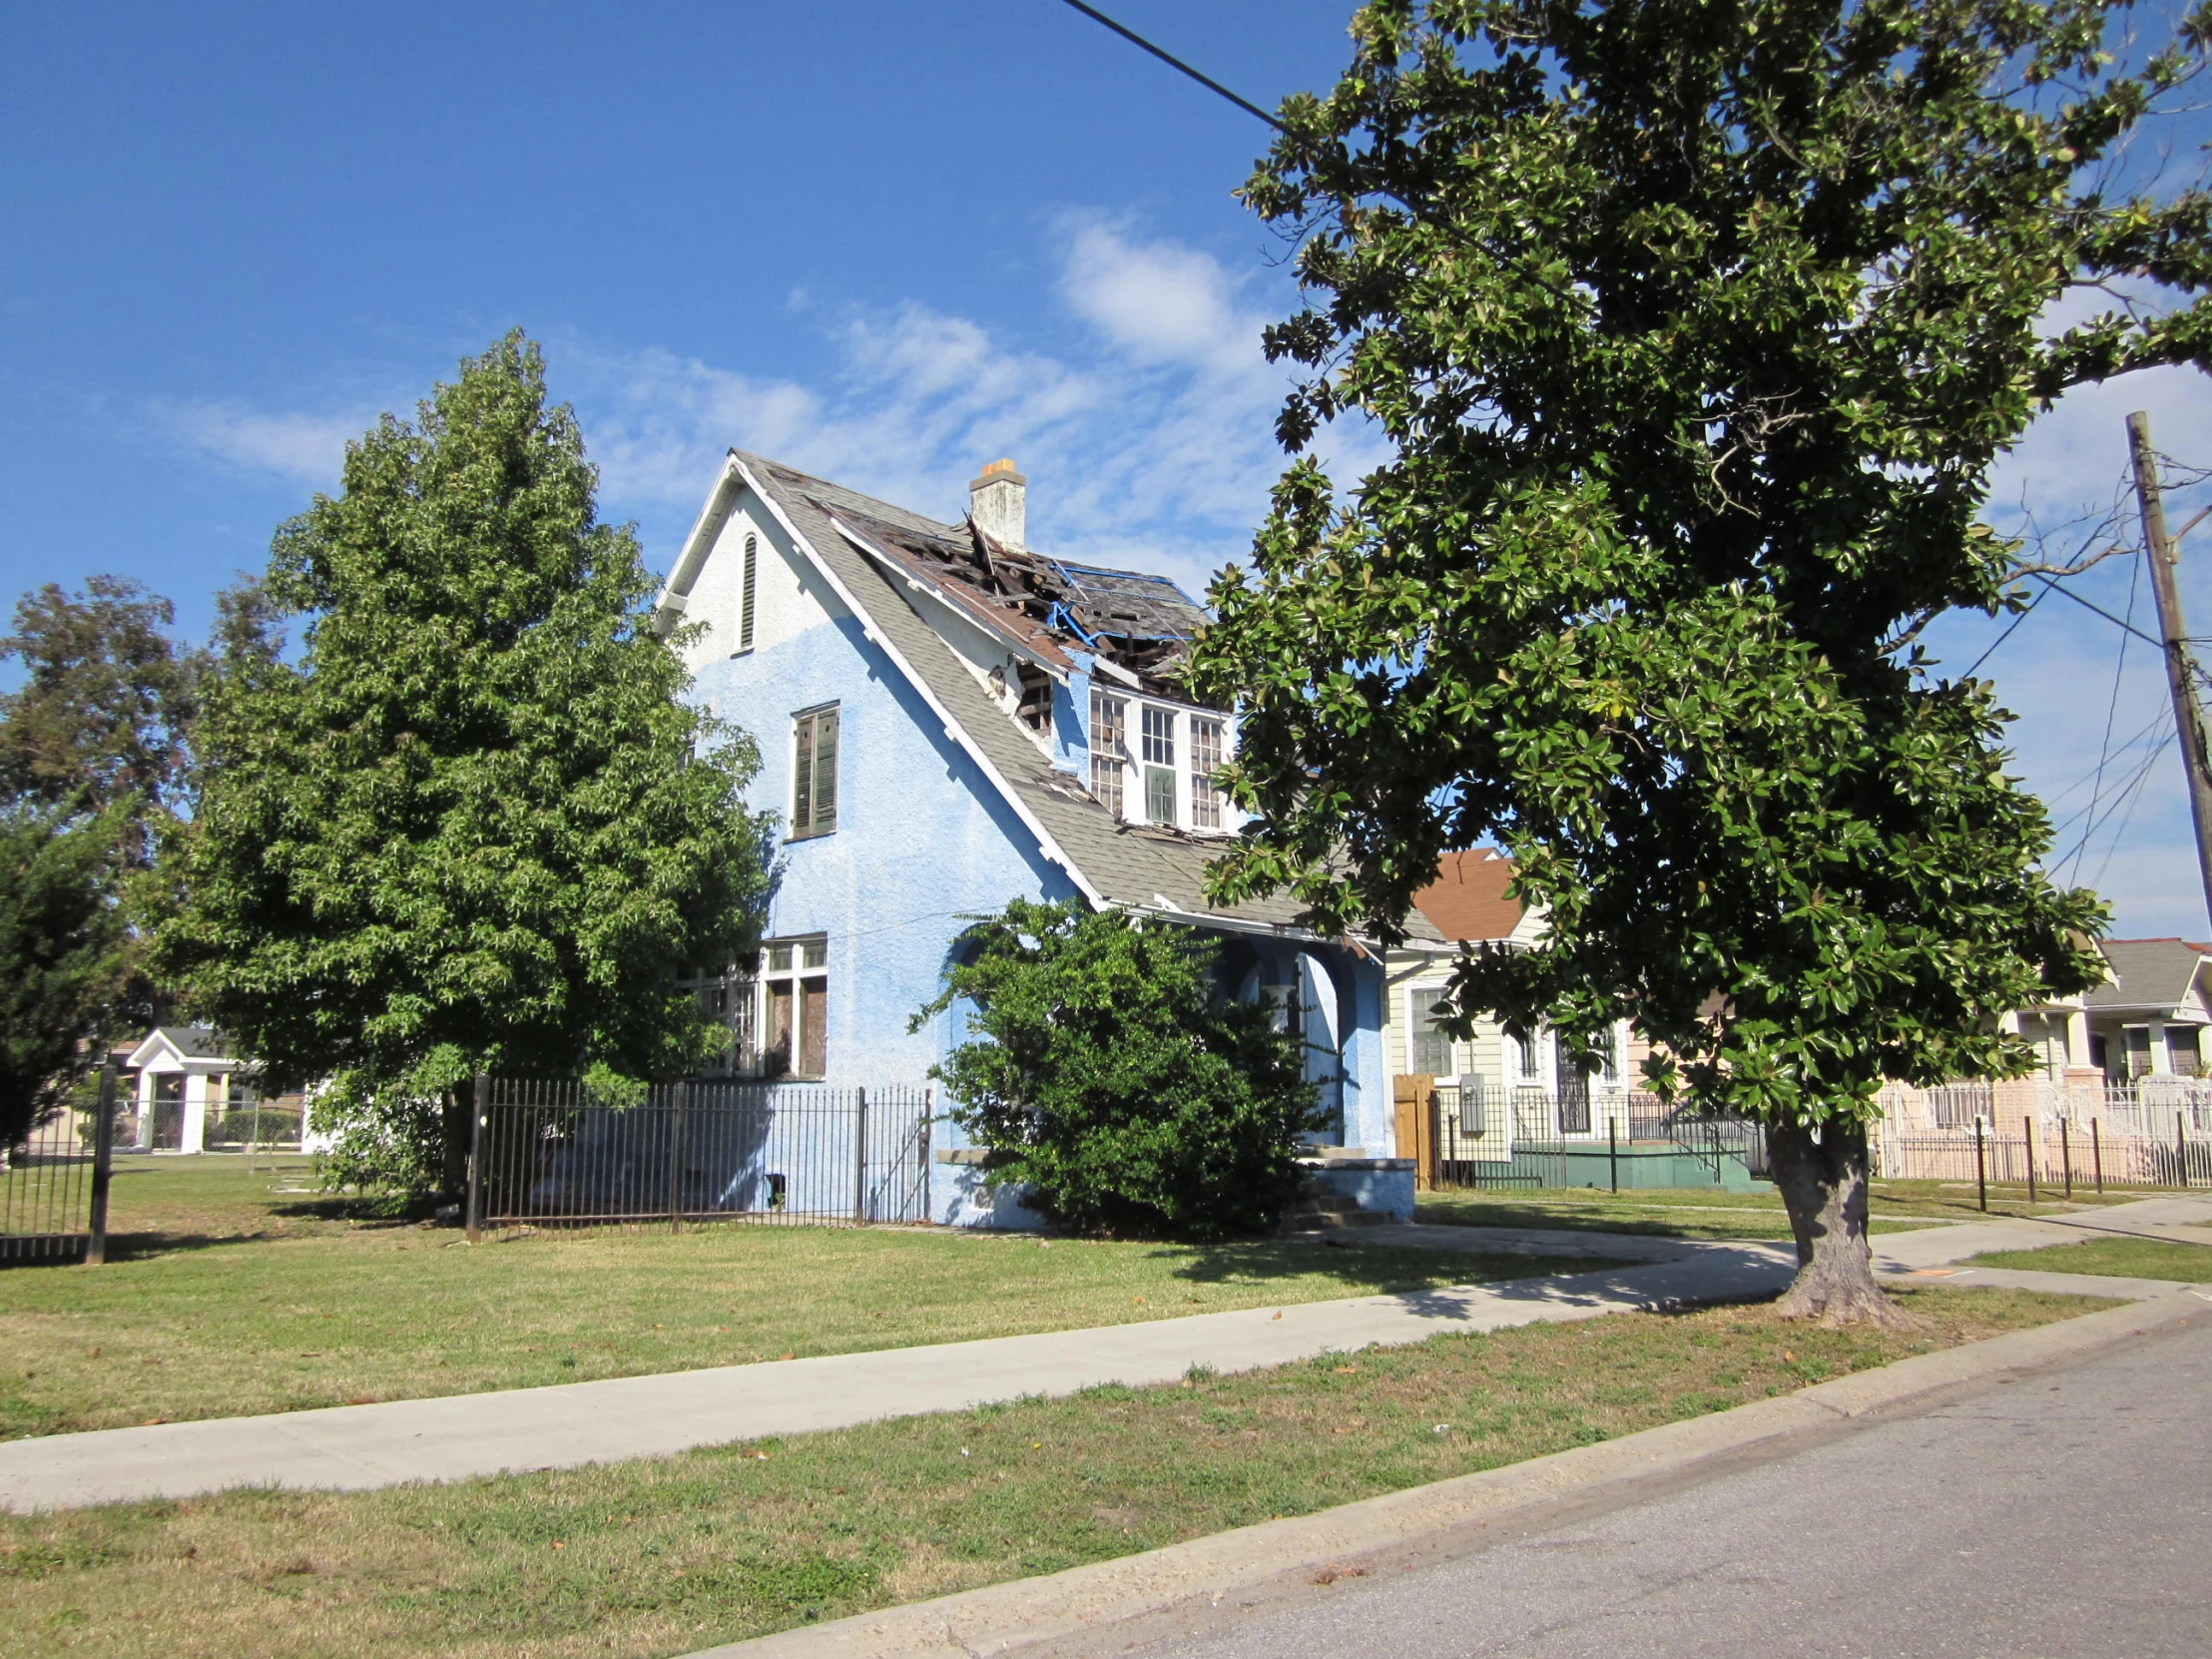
xmin=914 ymin=897 xmax=1323 ymax=1239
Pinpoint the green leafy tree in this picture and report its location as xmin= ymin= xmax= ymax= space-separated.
xmin=158 ymin=331 xmax=774 ymax=1196
xmin=915 ymin=898 xmax=1323 ymax=1239
xmin=0 ymin=577 xmax=200 ymax=1131
xmin=0 ymin=803 xmax=134 ymax=1147
xmin=1193 ymin=0 xmax=2210 ymax=1322
xmin=0 ymin=575 xmax=201 ymax=832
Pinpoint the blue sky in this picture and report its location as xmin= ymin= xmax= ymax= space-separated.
xmin=7 ymin=0 xmax=2212 ymax=939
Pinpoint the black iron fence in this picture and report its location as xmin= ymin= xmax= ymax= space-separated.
xmin=2 ymin=1069 xmax=115 ymax=1265
xmin=471 ymin=1078 xmax=934 ymax=1234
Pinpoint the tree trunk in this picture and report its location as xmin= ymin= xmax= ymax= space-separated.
xmin=440 ymin=1091 xmax=470 ymax=1201
xmin=1765 ymin=1119 xmax=1911 ymax=1328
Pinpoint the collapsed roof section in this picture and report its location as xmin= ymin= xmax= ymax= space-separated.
xmin=794 ymin=477 xmax=1211 ymax=700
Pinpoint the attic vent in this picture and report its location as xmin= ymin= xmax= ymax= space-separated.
xmin=1016 ymin=663 xmax=1053 ymax=733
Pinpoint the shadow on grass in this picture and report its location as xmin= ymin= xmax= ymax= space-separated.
xmin=1149 ymin=1237 xmax=1647 ymax=1294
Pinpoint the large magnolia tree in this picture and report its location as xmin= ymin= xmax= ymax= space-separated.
xmin=1195 ymin=0 xmax=2212 ymax=1322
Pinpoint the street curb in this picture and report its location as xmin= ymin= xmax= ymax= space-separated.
xmin=691 ymin=1289 xmax=2211 ymax=1659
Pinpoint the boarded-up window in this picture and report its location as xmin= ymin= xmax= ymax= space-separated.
xmin=756 ymin=936 xmax=829 ymax=1079
xmin=765 ymin=980 xmax=795 ymax=1076
xmin=801 ymin=978 xmax=828 ymax=1076
xmin=792 ymin=705 xmax=838 ymax=837
xmin=1089 ymin=691 xmax=1126 ymax=815
xmin=1190 ymin=718 xmax=1224 ymax=830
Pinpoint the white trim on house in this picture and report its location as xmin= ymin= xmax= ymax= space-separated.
xmin=722 ymin=455 xmax=1109 ymax=908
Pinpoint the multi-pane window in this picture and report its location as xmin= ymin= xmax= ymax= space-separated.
xmin=685 ymin=953 xmax=761 ymax=1075
xmin=1141 ymin=706 xmax=1176 ymax=825
xmin=738 ymin=532 xmax=758 ymax=652
xmin=1088 ymin=691 xmax=1126 ymax=815
xmin=1410 ymin=993 xmax=1455 ymax=1076
xmin=792 ymin=704 xmax=838 ymax=838
xmin=1189 ymin=718 xmax=1224 ymax=830
xmin=688 ymin=937 xmax=828 ymax=1078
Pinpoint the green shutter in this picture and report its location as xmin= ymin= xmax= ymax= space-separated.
xmin=812 ymin=706 xmax=838 ymax=831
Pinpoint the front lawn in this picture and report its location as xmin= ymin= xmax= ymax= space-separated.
xmin=1 ymin=1158 xmax=1586 ymax=1439
xmin=1968 ymin=1234 xmax=2212 ymax=1282
xmin=0 ymin=1286 xmax=2091 ymax=1659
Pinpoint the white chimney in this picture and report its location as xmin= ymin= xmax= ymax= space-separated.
xmin=969 ymin=457 xmax=1027 ymax=550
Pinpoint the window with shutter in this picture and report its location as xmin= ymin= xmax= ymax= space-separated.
xmin=792 ymin=704 xmax=838 ymax=837
xmin=738 ymin=533 xmax=758 ymax=652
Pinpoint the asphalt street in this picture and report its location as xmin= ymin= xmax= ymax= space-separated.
xmin=1116 ymin=1313 xmax=2212 ymax=1659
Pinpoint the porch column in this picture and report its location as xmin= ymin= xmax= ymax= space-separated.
xmin=134 ymin=1069 xmax=154 ymax=1149
xmin=2148 ymin=1018 xmax=2174 ymax=1075
xmin=1339 ymin=954 xmax=1390 ymax=1157
xmin=182 ymin=1074 xmax=209 ymax=1155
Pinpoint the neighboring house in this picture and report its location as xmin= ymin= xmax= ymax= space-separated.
xmin=121 ymin=1027 xmax=309 ymax=1155
xmin=125 ymin=1026 xmax=240 ymax=1154
xmin=2083 ymin=938 xmax=2212 ymax=1080
xmin=653 ymin=450 xmax=1436 ymax=1225
xmin=1382 ymin=851 xmax=1650 ymax=1167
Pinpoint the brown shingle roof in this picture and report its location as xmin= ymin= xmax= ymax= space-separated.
xmin=1410 ymin=850 xmax=1524 ymax=943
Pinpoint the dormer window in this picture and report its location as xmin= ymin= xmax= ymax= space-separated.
xmin=1016 ymin=663 xmax=1053 ymax=733
xmin=1089 ymin=690 xmax=1126 ymax=814
xmin=1190 ymin=718 xmax=1224 ymax=830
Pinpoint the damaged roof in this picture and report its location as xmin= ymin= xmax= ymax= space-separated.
xmin=728 ymin=450 xmax=1443 ymax=948
xmin=773 ymin=462 xmax=1209 ymax=697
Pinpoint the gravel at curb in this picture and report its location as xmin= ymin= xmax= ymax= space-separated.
xmin=692 ymin=1289 xmax=2212 ymax=1659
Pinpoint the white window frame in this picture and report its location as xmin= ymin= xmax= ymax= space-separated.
xmin=685 ymin=936 xmax=830 ymax=1079
xmin=1406 ymin=985 xmax=1460 ymax=1080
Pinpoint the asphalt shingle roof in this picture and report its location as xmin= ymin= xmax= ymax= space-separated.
xmin=736 ymin=451 xmax=1441 ymax=946
xmin=2084 ymin=938 xmax=2210 ymax=1013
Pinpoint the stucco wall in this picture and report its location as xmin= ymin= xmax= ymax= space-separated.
xmin=682 ymin=490 xmax=1080 ymax=1224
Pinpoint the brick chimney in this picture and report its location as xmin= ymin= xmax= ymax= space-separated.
xmin=969 ymin=457 xmax=1027 ymax=550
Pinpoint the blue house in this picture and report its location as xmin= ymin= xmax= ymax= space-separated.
xmin=653 ymin=451 xmax=1427 ymax=1226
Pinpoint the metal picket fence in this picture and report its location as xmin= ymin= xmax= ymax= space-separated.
xmin=1419 ymin=1082 xmax=1766 ymax=1191
xmin=471 ymin=1078 xmax=934 ymax=1235
xmin=1878 ymin=1113 xmax=2212 ymax=1195
xmin=1 ymin=1069 xmax=116 ymax=1265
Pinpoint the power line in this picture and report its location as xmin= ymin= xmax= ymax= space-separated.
xmin=1055 ymin=0 xmax=1287 ymax=132
xmin=1962 ymin=582 xmax=2054 ymax=678
xmin=2066 ymin=553 xmax=2144 ymax=886
xmin=2022 ymin=568 xmax=2167 ymax=653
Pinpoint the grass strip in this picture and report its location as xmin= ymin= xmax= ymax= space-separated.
xmin=0 ymin=1286 xmax=2093 ymax=1659
xmin=1968 ymin=1234 xmax=2212 ymax=1281
xmin=1 ymin=1161 xmax=1585 ymax=1439
xmin=1416 ymin=1178 xmax=2159 ymax=1242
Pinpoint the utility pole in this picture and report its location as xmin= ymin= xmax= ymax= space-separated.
xmin=2127 ymin=409 xmax=2212 ymax=927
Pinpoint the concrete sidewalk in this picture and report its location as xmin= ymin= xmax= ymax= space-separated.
xmin=5 ymin=1196 xmax=2198 ymax=1513
xmin=0 ymin=1247 xmax=1796 ymax=1512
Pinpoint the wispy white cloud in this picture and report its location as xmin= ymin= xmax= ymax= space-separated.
xmin=149 ymin=398 xmax=372 ymax=487
xmin=558 ymin=215 xmax=1335 ymax=604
